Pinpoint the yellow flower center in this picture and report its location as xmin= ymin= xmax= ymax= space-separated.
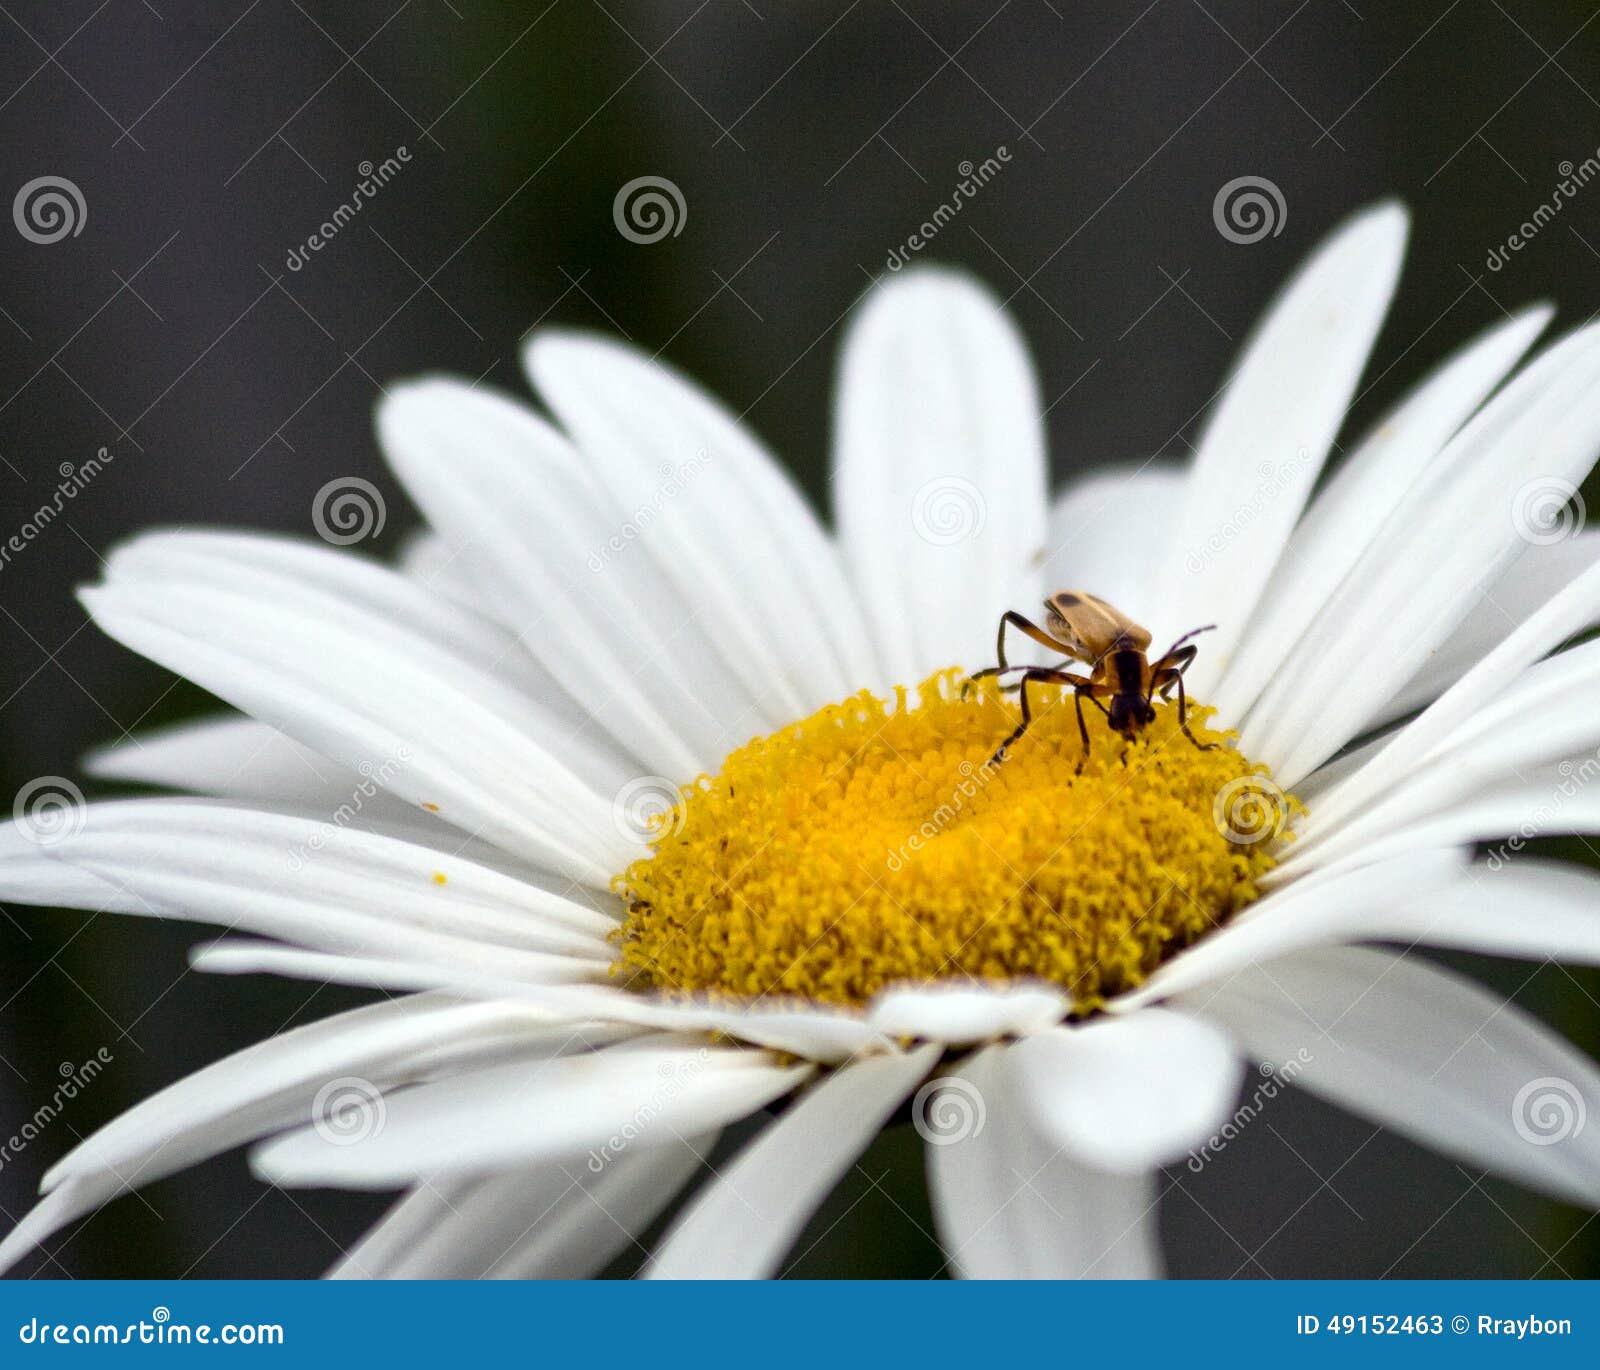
xmin=614 ymin=669 xmax=1298 ymax=1011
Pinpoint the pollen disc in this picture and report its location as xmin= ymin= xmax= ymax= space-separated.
xmin=615 ymin=670 xmax=1296 ymax=1010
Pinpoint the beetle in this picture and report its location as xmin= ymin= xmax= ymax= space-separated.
xmin=966 ymin=590 xmax=1218 ymax=770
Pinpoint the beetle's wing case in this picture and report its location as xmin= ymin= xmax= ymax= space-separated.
xmin=1044 ymin=590 xmax=1152 ymax=659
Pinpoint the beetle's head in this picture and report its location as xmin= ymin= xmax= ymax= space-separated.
xmin=1108 ymin=694 xmax=1156 ymax=739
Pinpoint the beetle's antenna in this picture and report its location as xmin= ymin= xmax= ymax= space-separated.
xmin=1161 ymin=623 xmax=1217 ymax=656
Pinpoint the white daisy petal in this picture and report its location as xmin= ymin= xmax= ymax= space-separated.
xmin=0 ymin=997 xmax=617 ymax=1276
xmin=0 ymin=825 xmax=155 ymax=914
xmin=8 ymin=799 xmax=617 ymax=973
xmin=82 ymin=717 xmax=592 ymax=897
xmin=1373 ymin=530 xmax=1600 ymax=728
xmin=524 ymin=336 xmax=873 ymax=711
xmin=106 ymin=530 xmax=591 ymax=744
xmin=1163 ymin=202 xmax=1408 ymax=697
xmin=98 ymin=527 xmax=633 ymax=787
xmin=867 ymin=982 xmax=1070 ymax=1044
xmin=1045 ymin=461 xmax=1186 ymax=623
xmin=79 ymin=569 xmax=628 ymax=885
xmin=1292 ymin=731 xmax=1394 ymax=803
xmin=1004 ymin=1143 xmax=1164 ymax=1279
xmin=833 ymin=268 xmax=1047 ymax=681
xmin=647 ymin=1044 xmax=939 ymax=1279
xmin=396 ymin=527 xmax=480 ymax=608
xmin=1244 ymin=319 xmax=1600 ymax=785
xmin=40 ymin=996 xmax=616 ymax=1193
xmin=1116 ymin=849 xmax=1471 ymax=1007
xmin=1280 ymin=767 xmax=1600 ymax=881
xmin=192 ymin=940 xmax=496 ymax=995
xmin=0 ymin=1185 xmax=98 ymax=1278
xmin=1292 ymin=556 xmax=1600 ymax=847
xmin=1282 ymin=641 xmax=1600 ymax=877
xmin=253 ymin=1037 xmax=812 ymax=1187
xmin=328 ymin=1178 xmax=477 ymax=1279
xmin=1179 ymin=947 xmax=1600 ymax=1208
xmin=85 ymin=715 xmax=416 ymax=820
xmin=190 ymin=947 xmax=894 ymax=1064
xmin=1006 ymin=1010 xmax=1243 ymax=1172
xmin=925 ymin=1045 xmax=1163 ymax=1278
xmin=675 ymin=1002 xmax=894 ymax=1062
xmin=922 ymin=1046 xmax=1014 ymax=1276
xmin=1212 ymin=305 xmax=1552 ymax=722
xmin=334 ymin=1134 xmax=714 ymax=1279
xmin=1352 ymin=860 xmax=1600 ymax=965
xmin=488 ymin=1136 xmax=714 ymax=1279
xmin=379 ymin=379 xmax=766 ymax=774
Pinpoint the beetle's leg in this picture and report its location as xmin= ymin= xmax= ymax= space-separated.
xmin=964 ymin=612 xmax=1077 ymax=698
xmin=1149 ymin=643 xmax=1193 ymax=701
xmin=1152 ymin=643 xmax=1199 ymax=675
xmin=1152 ymin=657 xmax=1217 ymax=753
xmin=966 ymin=662 xmax=1030 ymax=690
xmin=1071 ymin=685 xmax=1113 ymax=774
xmin=987 ymin=659 xmax=1082 ymax=695
xmin=1072 ymin=685 xmax=1090 ymax=775
xmin=995 ymin=610 xmax=1073 ymax=670
xmin=1151 ymin=642 xmax=1197 ymax=687
xmin=989 ymin=667 xmax=1089 ymax=765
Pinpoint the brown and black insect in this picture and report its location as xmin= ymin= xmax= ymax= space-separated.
xmin=967 ymin=590 xmax=1218 ymax=770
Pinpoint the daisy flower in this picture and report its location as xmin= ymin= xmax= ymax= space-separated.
xmin=5 ymin=200 xmax=1600 ymax=1280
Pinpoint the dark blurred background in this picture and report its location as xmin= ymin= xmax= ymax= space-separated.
xmin=1 ymin=0 xmax=1598 ymax=1278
